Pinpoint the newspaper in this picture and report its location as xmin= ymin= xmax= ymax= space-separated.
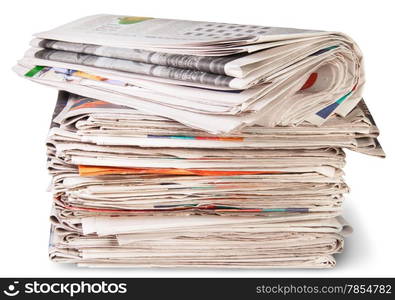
xmin=38 ymin=88 xmax=377 ymax=268
xmin=13 ymin=16 xmax=385 ymax=269
xmin=30 ymin=37 xmax=337 ymax=77
xmin=34 ymin=15 xmax=326 ymax=52
xmin=49 ymin=215 xmax=351 ymax=268
xmin=45 ymin=92 xmax=351 ymax=219
xmin=28 ymin=34 xmax=353 ymax=89
xmin=14 ymin=14 xmax=366 ymax=133
xmin=49 ymin=92 xmax=384 ymax=157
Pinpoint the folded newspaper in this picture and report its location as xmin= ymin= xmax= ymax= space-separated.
xmin=14 ymin=15 xmax=384 ymax=268
xmin=15 ymin=14 xmax=366 ymax=134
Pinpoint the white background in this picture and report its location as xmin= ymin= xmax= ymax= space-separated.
xmin=0 ymin=0 xmax=394 ymax=277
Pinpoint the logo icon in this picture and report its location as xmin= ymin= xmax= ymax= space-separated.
xmin=3 ymin=281 xmax=20 ymax=297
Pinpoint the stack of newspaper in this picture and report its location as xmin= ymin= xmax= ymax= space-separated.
xmin=14 ymin=15 xmax=384 ymax=268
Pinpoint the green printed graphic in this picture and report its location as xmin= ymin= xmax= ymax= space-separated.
xmin=24 ymin=66 xmax=45 ymax=77
xmin=118 ymin=17 xmax=152 ymax=25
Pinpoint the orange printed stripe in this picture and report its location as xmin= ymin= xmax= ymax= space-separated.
xmin=73 ymin=71 xmax=108 ymax=81
xmin=70 ymin=100 xmax=110 ymax=110
xmin=78 ymin=165 xmax=283 ymax=177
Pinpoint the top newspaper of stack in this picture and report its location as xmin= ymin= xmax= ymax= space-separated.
xmin=15 ymin=14 xmax=366 ymax=134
